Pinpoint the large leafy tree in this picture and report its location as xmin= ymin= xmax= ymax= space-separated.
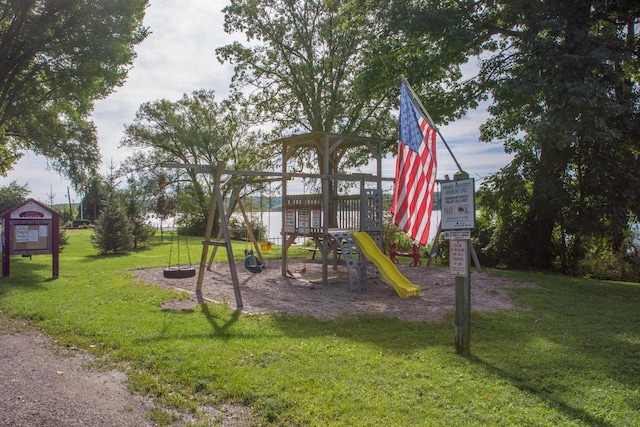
xmin=0 ymin=0 xmax=148 ymax=184
xmin=217 ymin=0 xmax=389 ymax=141
xmin=218 ymin=0 xmax=640 ymax=272
xmin=216 ymin=0 xmax=481 ymax=169
xmin=474 ymin=1 xmax=640 ymax=270
xmin=361 ymin=0 xmax=639 ymax=271
xmin=120 ymin=90 xmax=274 ymax=234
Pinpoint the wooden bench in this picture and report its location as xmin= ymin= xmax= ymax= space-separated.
xmin=301 ymin=246 xmax=321 ymax=259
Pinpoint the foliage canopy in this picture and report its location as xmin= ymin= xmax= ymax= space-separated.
xmin=217 ymin=0 xmax=481 ymax=167
xmin=120 ymin=90 xmax=274 ymax=234
xmin=371 ymin=0 xmax=639 ymax=272
xmin=0 ymin=0 xmax=148 ymax=186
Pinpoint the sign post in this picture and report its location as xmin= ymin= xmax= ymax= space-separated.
xmin=441 ymin=172 xmax=475 ymax=356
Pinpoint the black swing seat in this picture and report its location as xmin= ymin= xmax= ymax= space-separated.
xmin=163 ymin=266 xmax=196 ymax=279
xmin=244 ymin=250 xmax=265 ymax=273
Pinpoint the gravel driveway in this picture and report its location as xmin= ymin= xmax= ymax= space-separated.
xmin=0 ymin=315 xmax=154 ymax=426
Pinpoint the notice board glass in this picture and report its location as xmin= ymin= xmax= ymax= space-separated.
xmin=12 ymin=223 xmax=50 ymax=253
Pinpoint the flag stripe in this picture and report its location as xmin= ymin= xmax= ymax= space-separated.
xmin=391 ymin=82 xmax=437 ymax=246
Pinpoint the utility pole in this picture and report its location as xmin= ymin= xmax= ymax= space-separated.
xmin=67 ymin=187 xmax=73 ymax=224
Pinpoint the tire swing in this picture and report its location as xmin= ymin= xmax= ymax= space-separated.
xmin=163 ymin=232 xmax=196 ymax=279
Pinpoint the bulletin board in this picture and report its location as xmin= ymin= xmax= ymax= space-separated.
xmin=1 ymin=198 xmax=60 ymax=278
xmin=11 ymin=223 xmax=51 ymax=253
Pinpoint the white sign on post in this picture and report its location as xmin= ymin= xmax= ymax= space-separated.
xmin=297 ymin=209 xmax=310 ymax=234
xmin=449 ymin=239 xmax=468 ymax=277
xmin=441 ymin=178 xmax=475 ymax=230
xmin=284 ymin=209 xmax=296 ymax=233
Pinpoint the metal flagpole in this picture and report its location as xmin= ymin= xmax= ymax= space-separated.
xmin=400 ymin=75 xmax=464 ymax=173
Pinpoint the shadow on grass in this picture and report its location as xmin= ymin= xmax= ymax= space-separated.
xmin=139 ymin=294 xmax=243 ymax=344
xmin=197 ymin=290 xmax=240 ymax=339
xmin=0 ymin=256 xmax=55 ymax=290
xmin=267 ymin=309 xmax=454 ymax=353
xmin=468 ymin=275 xmax=640 ymax=426
xmin=471 ymin=355 xmax=615 ymax=427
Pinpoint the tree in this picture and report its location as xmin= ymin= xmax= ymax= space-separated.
xmin=120 ymin=90 xmax=274 ymax=235
xmin=473 ymin=1 xmax=640 ymax=270
xmin=361 ymin=0 xmax=639 ymax=272
xmin=218 ymin=1 xmax=482 ymax=157
xmin=219 ymin=0 xmax=396 ymax=169
xmin=91 ymin=164 xmax=133 ymax=254
xmin=352 ymin=0 xmax=484 ymax=127
xmin=91 ymin=196 xmax=133 ymax=255
xmin=0 ymin=180 xmax=29 ymax=212
xmin=122 ymin=177 xmax=155 ymax=249
xmin=0 ymin=1 xmax=149 ymax=185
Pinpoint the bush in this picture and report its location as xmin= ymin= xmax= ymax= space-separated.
xmin=578 ymin=247 xmax=640 ymax=282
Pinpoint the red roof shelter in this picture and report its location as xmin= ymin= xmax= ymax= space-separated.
xmin=1 ymin=198 xmax=60 ymax=279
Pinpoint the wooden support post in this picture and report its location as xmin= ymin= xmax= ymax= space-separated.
xmin=215 ymin=179 xmax=243 ymax=309
xmin=454 ymin=238 xmax=471 ymax=356
xmin=196 ymin=161 xmax=243 ymax=309
xmin=207 ymin=184 xmax=241 ymax=270
xmin=196 ymin=164 xmax=220 ymax=293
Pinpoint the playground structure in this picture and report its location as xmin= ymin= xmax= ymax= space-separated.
xmin=276 ymin=132 xmax=387 ymax=287
xmin=164 ymin=131 xmax=422 ymax=307
xmin=165 ymin=79 xmax=479 ymax=354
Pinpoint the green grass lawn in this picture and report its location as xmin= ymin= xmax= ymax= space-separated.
xmin=0 ymin=229 xmax=639 ymax=426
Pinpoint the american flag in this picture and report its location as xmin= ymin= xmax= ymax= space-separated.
xmin=390 ymin=81 xmax=437 ymax=246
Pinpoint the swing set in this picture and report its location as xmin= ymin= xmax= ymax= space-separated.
xmin=162 ymin=131 xmax=390 ymax=309
xmin=163 ymin=187 xmax=196 ymax=279
xmin=201 ymin=176 xmax=270 ymax=277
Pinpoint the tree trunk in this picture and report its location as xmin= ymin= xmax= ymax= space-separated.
xmin=522 ymin=144 xmax=569 ymax=269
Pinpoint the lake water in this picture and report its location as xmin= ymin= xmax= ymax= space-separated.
xmin=149 ymin=210 xmax=443 ymax=245
xmin=246 ymin=211 xmax=443 ymax=245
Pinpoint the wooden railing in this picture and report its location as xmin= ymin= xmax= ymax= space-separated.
xmin=284 ymin=194 xmax=361 ymax=230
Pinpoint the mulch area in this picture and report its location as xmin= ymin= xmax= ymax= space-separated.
xmin=135 ymin=258 xmax=534 ymax=322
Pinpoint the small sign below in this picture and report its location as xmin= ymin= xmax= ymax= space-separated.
xmin=449 ymin=239 xmax=468 ymax=277
xmin=444 ymin=230 xmax=471 ymax=240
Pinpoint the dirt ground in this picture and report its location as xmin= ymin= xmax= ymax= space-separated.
xmin=0 ymin=316 xmax=156 ymax=427
xmin=140 ymin=258 xmax=534 ymax=322
xmin=0 ymin=258 xmax=532 ymax=426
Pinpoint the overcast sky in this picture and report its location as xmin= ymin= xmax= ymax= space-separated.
xmin=0 ymin=0 xmax=512 ymax=205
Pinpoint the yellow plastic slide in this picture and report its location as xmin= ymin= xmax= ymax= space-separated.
xmin=351 ymin=231 xmax=420 ymax=298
